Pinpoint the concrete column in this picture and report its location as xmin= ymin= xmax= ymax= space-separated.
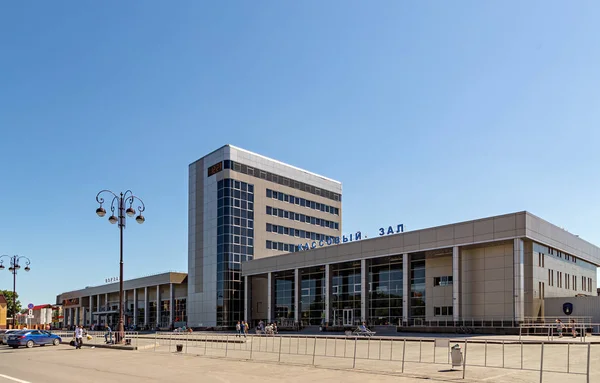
xmin=360 ymin=259 xmax=367 ymax=323
xmin=96 ymin=295 xmax=100 ymax=325
xmin=169 ymin=283 xmax=174 ymax=328
xmin=452 ymin=246 xmax=460 ymax=322
xmin=244 ymin=276 xmax=249 ymax=322
xmin=514 ymin=238 xmax=525 ymax=324
xmin=294 ymin=269 xmax=300 ymax=323
xmin=402 ymin=253 xmax=409 ymax=325
xmin=133 ymin=289 xmax=138 ymax=327
xmin=89 ymin=296 xmax=93 ymax=326
xmin=156 ymin=285 xmax=160 ymax=328
xmin=104 ymin=293 xmax=108 ymax=312
xmin=75 ymin=307 xmax=80 ymax=326
xmin=144 ymin=287 xmax=149 ymax=326
xmin=267 ymin=272 xmax=272 ymax=323
xmin=325 ymin=264 xmax=330 ymax=324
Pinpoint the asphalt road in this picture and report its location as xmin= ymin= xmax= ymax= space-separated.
xmin=0 ymin=343 xmax=465 ymax=383
xmin=0 ymin=340 xmax=597 ymax=383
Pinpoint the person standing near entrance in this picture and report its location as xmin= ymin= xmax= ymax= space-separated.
xmin=236 ymin=321 xmax=241 ymax=337
xmin=105 ymin=324 xmax=113 ymax=344
xmin=74 ymin=325 xmax=84 ymax=349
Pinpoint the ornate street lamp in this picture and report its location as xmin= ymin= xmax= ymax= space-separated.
xmin=0 ymin=255 xmax=32 ymax=327
xmin=95 ymin=190 xmax=145 ymax=343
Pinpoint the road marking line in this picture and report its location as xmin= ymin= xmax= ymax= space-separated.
xmin=0 ymin=374 xmax=32 ymax=383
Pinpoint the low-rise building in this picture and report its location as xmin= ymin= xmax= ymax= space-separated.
xmin=0 ymin=295 xmax=7 ymax=329
xmin=241 ymin=211 xmax=599 ymax=329
xmin=56 ymin=272 xmax=187 ymax=330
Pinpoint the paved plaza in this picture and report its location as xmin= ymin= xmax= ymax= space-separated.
xmin=0 ymin=332 xmax=598 ymax=382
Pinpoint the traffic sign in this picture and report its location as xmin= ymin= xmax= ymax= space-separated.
xmin=28 ymin=309 xmax=33 ymax=316
xmin=27 ymin=303 xmax=34 ymax=310
xmin=27 ymin=315 xmax=34 ymax=319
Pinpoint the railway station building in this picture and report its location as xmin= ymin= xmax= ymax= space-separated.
xmin=241 ymin=211 xmax=600 ymax=330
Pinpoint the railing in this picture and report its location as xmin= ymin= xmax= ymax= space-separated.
xmin=137 ymin=332 xmax=592 ymax=382
xmin=520 ymin=322 xmax=600 ymax=342
xmin=52 ymin=331 xmax=139 ymax=348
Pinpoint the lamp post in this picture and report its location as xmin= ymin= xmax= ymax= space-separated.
xmin=95 ymin=190 xmax=145 ymax=343
xmin=0 ymin=255 xmax=31 ymax=328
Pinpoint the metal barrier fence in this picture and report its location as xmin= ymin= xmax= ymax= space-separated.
xmin=138 ymin=332 xmax=592 ymax=382
xmin=52 ymin=331 xmax=139 ymax=348
xmin=520 ymin=323 xmax=600 ymax=341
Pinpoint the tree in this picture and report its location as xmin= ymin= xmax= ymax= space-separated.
xmin=0 ymin=290 xmax=22 ymax=320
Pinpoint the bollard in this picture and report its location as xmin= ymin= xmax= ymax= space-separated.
xmin=586 ymin=343 xmax=591 ymax=383
xmin=502 ymin=341 xmax=505 ymax=368
xmin=401 ymin=339 xmax=406 ymax=373
xmin=344 ymin=337 xmax=347 ymax=358
xmin=539 ymin=342 xmax=544 ymax=383
xmin=204 ymin=334 xmax=208 ymax=355
xmin=520 ymin=341 xmax=523 ymax=370
xmin=379 ymin=338 xmax=382 ymax=360
xmin=433 ymin=340 xmax=436 ymax=364
xmin=312 ymin=336 xmax=317 ymax=365
xmin=249 ymin=334 xmax=253 ymax=359
xmin=390 ymin=339 xmax=393 ymax=361
xmin=567 ymin=343 xmax=570 ymax=373
xmin=484 ymin=340 xmax=487 ymax=367
xmin=225 ymin=334 xmax=229 ymax=357
xmin=419 ymin=339 xmax=422 ymax=363
xmin=352 ymin=337 xmax=358 ymax=369
xmin=367 ymin=337 xmax=370 ymax=359
xmin=324 ymin=336 xmax=328 ymax=356
xmin=334 ymin=336 xmax=337 ymax=357
xmin=278 ymin=336 xmax=282 ymax=362
xmin=154 ymin=331 xmax=157 ymax=352
xmin=462 ymin=340 xmax=468 ymax=380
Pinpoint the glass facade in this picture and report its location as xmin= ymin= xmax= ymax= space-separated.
xmin=300 ymin=266 xmax=326 ymax=326
xmin=217 ymin=178 xmax=254 ymax=327
xmin=368 ymin=255 xmax=403 ymax=325
xmin=331 ymin=261 xmax=361 ymax=326
xmin=174 ymin=298 xmax=187 ymax=323
xmin=160 ymin=300 xmax=170 ymax=327
xmin=410 ymin=254 xmax=426 ymax=319
xmin=148 ymin=301 xmax=157 ymax=326
xmin=274 ymin=270 xmax=295 ymax=322
xmin=136 ymin=307 xmax=145 ymax=326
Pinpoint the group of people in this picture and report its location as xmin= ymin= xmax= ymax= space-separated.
xmin=72 ymin=324 xmax=115 ymax=349
xmin=235 ymin=320 xmax=279 ymax=337
xmin=555 ymin=319 xmax=579 ymax=338
xmin=256 ymin=320 xmax=278 ymax=335
xmin=235 ymin=321 xmax=250 ymax=337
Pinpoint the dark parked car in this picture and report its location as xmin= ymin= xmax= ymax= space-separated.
xmin=6 ymin=330 xmax=62 ymax=348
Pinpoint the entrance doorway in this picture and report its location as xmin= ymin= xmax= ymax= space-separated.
xmin=342 ymin=309 xmax=353 ymax=326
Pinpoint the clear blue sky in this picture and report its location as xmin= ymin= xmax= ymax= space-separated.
xmin=1 ymin=1 xmax=599 ymax=306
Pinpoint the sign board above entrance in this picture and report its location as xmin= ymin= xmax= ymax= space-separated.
xmin=296 ymin=224 xmax=404 ymax=252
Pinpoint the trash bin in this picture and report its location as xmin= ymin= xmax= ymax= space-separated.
xmin=176 ymin=344 xmax=183 ymax=352
xmin=450 ymin=344 xmax=463 ymax=368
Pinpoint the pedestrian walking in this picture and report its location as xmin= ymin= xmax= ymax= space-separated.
xmin=556 ymin=319 xmax=564 ymax=338
xmin=75 ymin=325 xmax=84 ymax=349
xmin=105 ymin=324 xmax=113 ymax=344
xmin=570 ymin=319 xmax=577 ymax=338
xmin=240 ymin=321 xmax=246 ymax=338
xmin=236 ymin=321 xmax=241 ymax=337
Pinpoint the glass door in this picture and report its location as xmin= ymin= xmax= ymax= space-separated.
xmin=342 ymin=309 xmax=353 ymax=326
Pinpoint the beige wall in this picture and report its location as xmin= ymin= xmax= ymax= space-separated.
xmin=461 ymin=242 xmax=514 ymax=320
xmin=0 ymin=302 xmax=6 ymax=329
xmin=529 ymin=241 xmax=597 ymax=319
xmin=251 ymin=276 xmax=268 ymax=321
xmin=426 ymin=255 xmax=453 ymax=320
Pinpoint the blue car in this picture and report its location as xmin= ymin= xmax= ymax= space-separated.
xmin=6 ymin=330 xmax=62 ymax=348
